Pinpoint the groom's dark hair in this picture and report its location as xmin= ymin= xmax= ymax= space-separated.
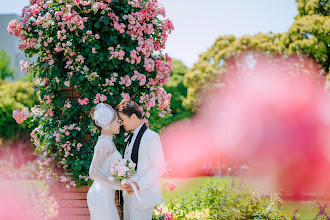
xmin=115 ymin=99 xmax=142 ymax=119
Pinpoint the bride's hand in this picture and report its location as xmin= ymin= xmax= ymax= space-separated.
xmin=120 ymin=184 xmax=126 ymax=191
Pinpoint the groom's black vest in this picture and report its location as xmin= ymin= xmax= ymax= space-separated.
xmin=126 ymin=123 xmax=148 ymax=170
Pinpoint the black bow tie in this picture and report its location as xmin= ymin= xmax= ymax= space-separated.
xmin=126 ymin=132 xmax=134 ymax=145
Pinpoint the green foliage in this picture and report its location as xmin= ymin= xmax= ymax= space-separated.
xmin=166 ymin=178 xmax=292 ymax=220
xmin=164 ymin=59 xmax=192 ymax=125
xmin=0 ymin=81 xmax=38 ymax=140
xmin=0 ymin=49 xmax=16 ymax=80
xmin=183 ymin=0 xmax=330 ymax=111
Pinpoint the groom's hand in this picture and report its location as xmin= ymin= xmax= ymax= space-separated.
xmin=124 ymin=182 xmax=139 ymax=194
xmin=133 ymin=182 xmax=140 ymax=190
xmin=124 ymin=184 xmax=134 ymax=194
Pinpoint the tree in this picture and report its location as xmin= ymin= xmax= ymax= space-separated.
xmin=183 ymin=0 xmax=330 ymax=111
xmin=0 ymin=49 xmax=16 ymax=80
xmin=282 ymin=0 xmax=330 ymax=73
xmin=164 ymin=59 xmax=192 ymax=125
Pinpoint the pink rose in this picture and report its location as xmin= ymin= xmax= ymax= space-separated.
xmin=46 ymin=108 xmax=54 ymax=116
xmin=44 ymin=158 xmax=51 ymax=166
xmin=60 ymin=176 xmax=69 ymax=182
xmin=78 ymin=98 xmax=89 ymax=105
xmin=163 ymin=213 xmax=174 ymax=220
xmin=100 ymin=94 xmax=107 ymax=102
xmin=121 ymin=93 xmax=130 ymax=100
xmin=7 ymin=19 xmax=22 ymax=37
xmin=65 ymin=102 xmax=72 ymax=108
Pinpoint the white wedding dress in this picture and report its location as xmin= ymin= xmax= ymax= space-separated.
xmin=87 ymin=135 xmax=122 ymax=220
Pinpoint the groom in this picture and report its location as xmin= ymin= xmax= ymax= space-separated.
xmin=115 ymin=99 xmax=166 ymax=220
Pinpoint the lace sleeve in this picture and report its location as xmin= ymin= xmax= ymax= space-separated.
xmin=89 ymin=139 xmax=121 ymax=190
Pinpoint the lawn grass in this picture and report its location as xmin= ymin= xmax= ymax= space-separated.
xmin=1 ymin=177 xmax=329 ymax=219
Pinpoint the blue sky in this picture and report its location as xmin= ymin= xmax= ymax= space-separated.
xmin=1 ymin=0 xmax=298 ymax=67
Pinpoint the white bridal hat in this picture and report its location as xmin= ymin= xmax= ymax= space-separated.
xmin=93 ymin=103 xmax=116 ymax=128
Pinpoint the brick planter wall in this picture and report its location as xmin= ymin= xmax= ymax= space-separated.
xmin=57 ymin=185 xmax=123 ymax=220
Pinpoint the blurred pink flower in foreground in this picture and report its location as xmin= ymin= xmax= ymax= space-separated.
xmin=162 ymin=53 xmax=330 ymax=195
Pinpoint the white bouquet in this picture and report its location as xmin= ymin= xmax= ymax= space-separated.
xmin=108 ymin=158 xmax=141 ymax=201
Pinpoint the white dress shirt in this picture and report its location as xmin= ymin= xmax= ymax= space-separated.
xmin=124 ymin=122 xmax=144 ymax=160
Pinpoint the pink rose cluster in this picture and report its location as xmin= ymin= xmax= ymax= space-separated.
xmin=20 ymin=60 xmax=30 ymax=72
xmin=59 ymin=175 xmax=76 ymax=189
xmin=131 ymin=70 xmax=146 ymax=86
xmin=56 ymin=124 xmax=81 ymax=142
xmin=12 ymin=107 xmax=30 ymax=124
xmin=121 ymin=92 xmax=131 ymax=100
xmin=103 ymin=73 xmax=118 ymax=87
xmin=108 ymin=45 xmax=125 ymax=60
xmin=94 ymin=93 xmax=108 ymax=104
xmin=163 ymin=181 xmax=176 ymax=191
xmin=65 ymin=100 xmax=72 ymax=108
xmin=139 ymin=93 xmax=156 ymax=111
xmin=119 ymin=75 xmax=132 ymax=87
xmin=28 ymin=4 xmax=42 ymax=17
xmin=156 ymin=87 xmax=172 ymax=112
xmin=55 ymin=5 xmax=87 ymax=31
xmin=154 ymin=54 xmax=173 ymax=86
xmin=127 ymin=49 xmax=141 ymax=64
xmin=78 ymin=98 xmax=89 ymax=105
xmin=92 ymin=2 xmax=108 ymax=12
xmin=39 ymin=95 xmax=52 ymax=104
xmin=30 ymin=127 xmax=41 ymax=146
xmin=7 ymin=19 xmax=22 ymax=37
xmin=163 ymin=212 xmax=174 ymax=220
xmin=107 ymin=12 xmax=126 ymax=34
xmin=45 ymin=108 xmax=54 ymax=117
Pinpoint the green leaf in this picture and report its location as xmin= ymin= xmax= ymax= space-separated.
xmin=95 ymin=44 xmax=101 ymax=50
xmin=94 ymin=22 xmax=101 ymax=29
xmin=79 ymin=75 xmax=85 ymax=81
xmin=103 ymin=18 xmax=109 ymax=25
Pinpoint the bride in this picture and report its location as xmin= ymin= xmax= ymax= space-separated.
xmin=87 ymin=103 xmax=125 ymax=220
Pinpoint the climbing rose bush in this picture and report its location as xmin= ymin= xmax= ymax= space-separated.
xmin=9 ymin=0 xmax=174 ymax=188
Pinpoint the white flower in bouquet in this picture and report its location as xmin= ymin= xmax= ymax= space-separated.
xmin=108 ymin=158 xmax=136 ymax=182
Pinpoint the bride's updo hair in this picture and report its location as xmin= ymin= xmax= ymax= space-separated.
xmin=90 ymin=107 xmax=101 ymax=130
xmin=89 ymin=103 xmax=117 ymax=130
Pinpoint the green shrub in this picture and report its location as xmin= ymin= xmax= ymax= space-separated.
xmin=0 ymin=80 xmax=38 ymax=141
xmin=166 ymin=178 xmax=292 ymax=220
xmin=0 ymin=49 xmax=16 ymax=80
xmin=164 ymin=59 xmax=192 ymax=126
